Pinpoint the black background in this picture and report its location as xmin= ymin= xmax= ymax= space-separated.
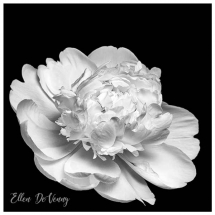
xmin=4 ymin=4 xmax=211 ymax=212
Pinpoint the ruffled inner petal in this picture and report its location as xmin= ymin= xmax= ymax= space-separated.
xmin=137 ymin=89 xmax=159 ymax=107
xmin=91 ymin=121 xmax=116 ymax=148
xmin=121 ymin=112 xmax=172 ymax=146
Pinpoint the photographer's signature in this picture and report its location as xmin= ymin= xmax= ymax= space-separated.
xmin=10 ymin=192 xmax=70 ymax=207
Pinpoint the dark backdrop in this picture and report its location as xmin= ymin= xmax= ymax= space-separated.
xmin=4 ymin=3 xmax=211 ymax=212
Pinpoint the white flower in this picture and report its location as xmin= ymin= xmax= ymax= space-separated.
xmin=10 ymin=46 xmax=199 ymax=205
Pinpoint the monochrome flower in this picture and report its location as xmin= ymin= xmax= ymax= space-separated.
xmin=10 ymin=46 xmax=199 ymax=205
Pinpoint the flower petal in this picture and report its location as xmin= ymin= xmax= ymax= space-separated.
xmin=121 ymin=143 xmax=196 ymax=188
xmin=95 ymin=156 xmax=155 ymax=204
xmin=161 ymin=103 xmax=199 ymax=160
xmin=34 ymin=146 xmax=100 ymax=191
xmin=165 ymin=138 xmax=200 ymax=160
xmin=161 ymin=102 xmax=199 ymax=139
xmin=64 ymin=147 xmax=121 ymax=184
xmin=17 ymin=99 xmax=77 ymax=160
xmin=91 ymin=121 xmax=116 ymax=148
xmin=88 ymin=46 xmax=138 ymax=68
xmin=137 ymin=89 xmax=159 ymax=107
xmin=121 ymin=112 xmax=172 ymax=145
xmin=10 ymin=64 xmax=60 ymax=121
xmin=149 ymin=67 xmax=161 ymax=79
xmin=106 ymin=140 xmax=124 ymax=154
xmin=37 ymin=48 xmax=97 ymax=96
xmin=110 ymin=117 xmax=125 ymax=137
xmin=119 ymin=154 xmax=171 ymax=189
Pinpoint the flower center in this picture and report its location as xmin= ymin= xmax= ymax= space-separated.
xmin=54 ymin=61 xmax=166 ymax=160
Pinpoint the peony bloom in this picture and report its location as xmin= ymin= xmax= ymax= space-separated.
xmin=9 ymin=46 xmax=199 ymax=205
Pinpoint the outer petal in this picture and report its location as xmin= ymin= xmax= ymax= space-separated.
xmin=121 ymin=143 xmax=196 ymax=189
xmin=95 ymin=156 xmax=155 ymax=204
xmin=119 ymin=154 xmax=171 ymax=189
xmin=37 ymin=48 xmax=97 ymax=97
xmin=64 ymin=147 xmax=121 ymax=184
xmin=34 ymin=145 xmax=100 ymax=190
xmin=162 ymin=102 xmax=200 ymax=160
xmin=10 ymin=64 xmax=60 ymax=121
xmin=162 ymin=102 xmax=199 ymax=139
xmin=88 ymin=46 xmax=138 ymax=68
xmin=17 ymin=99 xmax=77 ymax=160
xmin=165 ymin=138 xmax=200 ymax=160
